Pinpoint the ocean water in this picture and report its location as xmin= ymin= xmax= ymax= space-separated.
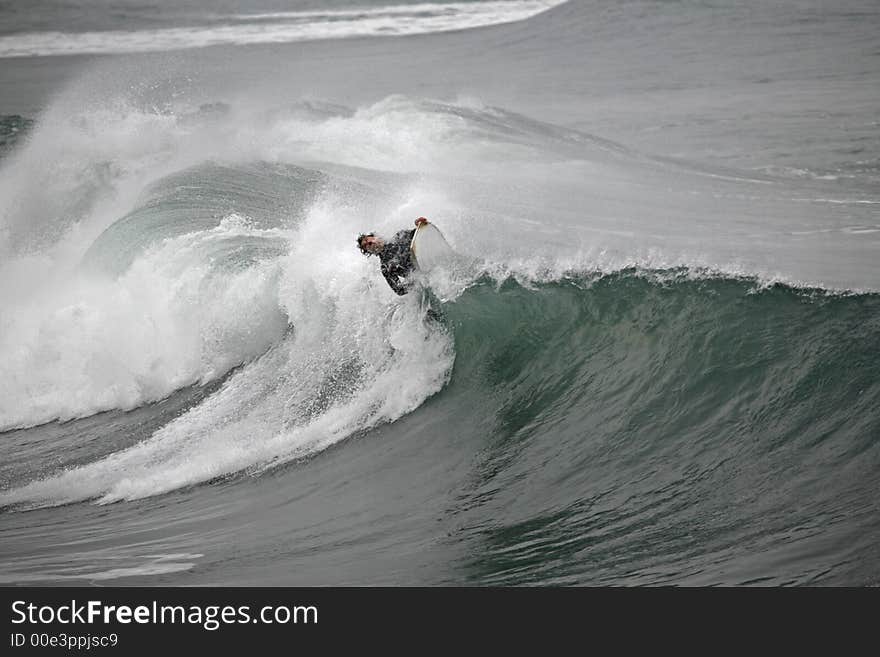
xmin=0 ymin=0 xmax=878 ymax=585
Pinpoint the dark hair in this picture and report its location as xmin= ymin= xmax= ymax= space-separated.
xmin=357 ymin=232 xmax=375 ymax=255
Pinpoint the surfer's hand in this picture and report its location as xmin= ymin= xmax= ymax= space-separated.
xmin=415 ymin=217 xmax=429 ymax=227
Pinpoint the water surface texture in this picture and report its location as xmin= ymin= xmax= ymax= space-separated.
xmin=0 ymin=0 xmax=878 ymax=585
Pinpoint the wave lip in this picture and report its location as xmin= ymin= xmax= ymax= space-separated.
xmin=0 ymin=1 xmax=566 ymax=58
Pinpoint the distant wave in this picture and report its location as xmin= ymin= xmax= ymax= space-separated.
xmin=0 ymin=1 xmax=566 ymax=58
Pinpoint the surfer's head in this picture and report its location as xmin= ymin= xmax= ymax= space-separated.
xmin=357 ymin=233 xmax=384 ymax=255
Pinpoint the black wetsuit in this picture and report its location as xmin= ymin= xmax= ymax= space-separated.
xmin=379 ymin=229 xmax=416 ymax=295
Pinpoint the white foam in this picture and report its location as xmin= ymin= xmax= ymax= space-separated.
xmin=0 ymin=553 xmax=203 ymax=583
xmin=3 ymin=87 xmax=877 ymax=505
xmin=0 ymin=216 xmax=291 ymax=430
xmin=242 ymin=96 xmax=565 ymax=174
xmin=0 ymin=200 xmax=454 ymax=506
xmin=0 ymin=95 xmax=517 ymax=432
xmin=0 ymin=1 xmax=566 ymax=58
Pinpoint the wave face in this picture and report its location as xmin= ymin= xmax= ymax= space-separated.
xmin=1 ymin=0 xmax=879 ymax=585
xmin=230 ymin=271 xmax=874 ymax=586
xmin=440 ymin=274 xmax=880 ymax=583
xmin=3 ymin=93 xmax=875 ymax=435
xmin=3 ymin=270 xmax=878 ymax=584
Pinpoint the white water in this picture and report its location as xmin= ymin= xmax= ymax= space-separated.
xmin=0 ymin=1 xmax=566 ymax=58
xmin=0 ymin=197 xmax=454 ymax=506
xmin=2 ymin=90 xmax=878 ymax=432
xmin=1 ymin=13 xmax=878 ymax=505
xmin=0 ymin=216 xmax=290 ymax=430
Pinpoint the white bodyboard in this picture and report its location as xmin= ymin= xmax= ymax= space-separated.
xmin=410 ymin=223 xmax=455 ymax=271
